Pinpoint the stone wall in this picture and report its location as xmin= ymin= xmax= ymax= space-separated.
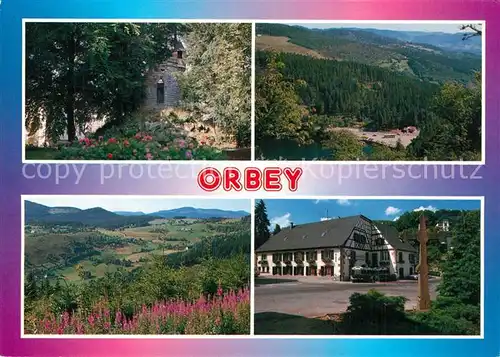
xmin=144 ymin=58 xmax=185 ymax=109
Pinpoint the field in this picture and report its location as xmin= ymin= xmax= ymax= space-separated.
xmin=25 ymin=217 xmax=241 ymax=282
xmin=255 ymin=35 xmax=327 ymax=59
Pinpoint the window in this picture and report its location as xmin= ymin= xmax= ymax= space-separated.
xmin=306 ymin=250 xmax=317 ymax=261
xmin=272 ymin=253 xmax=280 ymax=262
xmin=156 ymin=79 xmax=165 ymax=104
xmin=321 ymin=249 xmax=334 ymax=260
xmin=282 ymin=253 xmax=292 ymax=262
xmin=380 ymin=251 xmax=390 ymax=261
xmin=398 ymin=252 xmax=404 ymax=263
xmin=260 ymin=254 xmax=267 ymax=261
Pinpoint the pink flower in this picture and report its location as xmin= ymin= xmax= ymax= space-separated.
xmin=107 ymin=153 xmax=113 ymax=159
xmin=135 ymin=133 xmax=142 ymax=139
xmin=88 ymin=314 xmax=95 ymax=326
xmin=123 ymin=140 xmax=130 ymax=147
xmin=177 ymin=140 xmax=186 ymax=148
xmin=108 ymin=138 xmax=117 ymax=144
xmin=217 ymin=283 xmax=223 ymax=297
xmin=145 ymin=153 xmax=153 ymax=160
xmin=185 ymin=150 xmax=193 ymax=160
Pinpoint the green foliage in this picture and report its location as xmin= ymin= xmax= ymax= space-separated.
xmin=25 ymin=23 xmax=181 ymax=141
xmin=254 ymin=200 xmax=271 ymax=249
xmin=407 ymin=73 xmax=481 ymax=161
xmin=256 ymin=23 xmax=481 ymax=84
xmin=272 ymin=224 xmax=281 ymax=235
xmin=178 ymin=23 xmax=252 ymax=147
xmin=55 ymin=133 xmax=225 ymax=160
xmin=438 ymin=210 xmax=481 ymax=305
xmin=409 ymin=297 xmax=480 ymax=335
xmin=321 ymin=130 xmax=364 ymax=160
xmin=339 ymin=289 xmax=409 ymax=334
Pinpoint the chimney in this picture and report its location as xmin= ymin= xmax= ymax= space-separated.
xmin=290 ymin=222 xmax=294 ymax=229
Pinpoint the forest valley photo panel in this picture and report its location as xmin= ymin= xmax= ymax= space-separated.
xmin=23 ymin=197 xmax=251 ymax=335
xmin=24 ymin=22 xmax=252 ymax=161
xmin=255 ymin=22 xmax=483 ymax=161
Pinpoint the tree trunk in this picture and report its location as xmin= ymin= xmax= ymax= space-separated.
xmin=66 ymin=28 xmax=76 ymax=142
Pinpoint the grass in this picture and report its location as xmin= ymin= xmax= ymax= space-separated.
xmin=26 ymin=218 xmax=240 ymax=282
xmin=254 ymin=312 xmax=336 ymax=335
xmin=25 ymin=147 xmax=59 ymax=160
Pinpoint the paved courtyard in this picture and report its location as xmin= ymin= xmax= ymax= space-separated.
xmin=254 ymin=276 xmax=439 ymax=317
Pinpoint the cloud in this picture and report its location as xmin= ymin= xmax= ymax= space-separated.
xmin=314 ymin=199 xmax=329 ymax=204
xmin=270 ymin=213 xmax=292 ymax=228
xmin=320 ymin=217 xmax=332 ymax=221
xmin=413 ymin=205 xmax=438 ymax=212
xmin=393 ymin=216 xmax=400 ymax=221
xmin=385 ymin=206 xmax=401 ymax=216
xmin=336 ymin=199 xmax=352 ymax=206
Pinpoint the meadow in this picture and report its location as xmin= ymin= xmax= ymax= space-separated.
xmin=24 ymin=215 xmax=251 ymax=335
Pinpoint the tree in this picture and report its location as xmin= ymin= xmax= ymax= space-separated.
xmin=255 ymin=53 xmax=305 ymax=143
xmin=321 ymin=130 xmax=363 ymax=160
xmin=254 ymin=200 xmax=271 ymax=249
xmin=272 ymin=224 xmax=281 ymax=235
xmin=460 ymin=24 xmax=482 ymax=40
xmin=178 ymin=23 xmax=252 ymax=147
xmin=25 ymin=23 xmax=178 ymax=142
xmin=438 ymin=210 xmax=480 ymax=306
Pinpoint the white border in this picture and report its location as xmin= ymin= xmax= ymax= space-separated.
xmin=252 ymin=195 xmax=484 ymax=339
xmin=22 ymin=19 xmax=485 ymax=165
xmin=21 ymin=194 xmax=253 ymax=339
xmin=21 ymin=195 xmax=484 ymax=339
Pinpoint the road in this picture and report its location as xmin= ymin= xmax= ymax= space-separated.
xmin=254 ymin=277 xmax=439 ymax=317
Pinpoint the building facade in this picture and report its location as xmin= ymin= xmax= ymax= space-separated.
xmin=256 ymin=215 xmax=417 ymax=280
xmin=143 ymin=39 xmax=187 ymax=109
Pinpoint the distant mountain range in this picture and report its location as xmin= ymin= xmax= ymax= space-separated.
xmin=355 ymin=28 xmax=481 ymax=55
xmin=114 ymin=207 xmax=249 ymax=219
xmin=256 ymin=24 xmax=481 ymax=84
xmin=25 ymin=201 xmax=249 ymax=228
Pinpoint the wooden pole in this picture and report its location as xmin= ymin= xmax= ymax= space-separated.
xmin=417 ymin=215 xmax=431 ymax=311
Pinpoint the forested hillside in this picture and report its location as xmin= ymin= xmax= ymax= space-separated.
xmin=255 ymin=23 xmax=482 ymax=161
xmin=256 ymin=23 xmax=481 ymax=84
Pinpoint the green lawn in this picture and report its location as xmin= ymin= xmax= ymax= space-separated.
xmin=25 ymin=148 xmax=59 ymax=160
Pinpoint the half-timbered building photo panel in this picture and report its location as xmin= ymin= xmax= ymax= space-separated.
xmin=253 ymin=198 xmax=483 ymax=336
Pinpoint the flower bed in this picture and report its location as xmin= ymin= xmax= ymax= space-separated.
xmin=56 ymin=132 xmax=226 ymax=160
xmin=25 ymin=288 xmax=250 ymax=335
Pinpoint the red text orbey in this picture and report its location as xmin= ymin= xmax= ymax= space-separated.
xmin=197 ymin=167 xmax=303 ymax=192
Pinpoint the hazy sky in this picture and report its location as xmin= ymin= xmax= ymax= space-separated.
xmin=26 ymin=196 xmax=251 ymax=213
xmin=287 ymin=23 xmax=471 ymax=33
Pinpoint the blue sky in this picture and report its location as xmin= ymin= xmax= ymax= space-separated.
xmin=26 ymin=196 xmax=251 ymax=214
xmin=287 ymin=23 xmax=471 ymax=34
xmin=261 ymin=199 xmax=481 ymax=228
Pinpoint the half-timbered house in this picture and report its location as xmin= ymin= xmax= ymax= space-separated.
xmin=255 ymin=215 xmax=417 ymax=281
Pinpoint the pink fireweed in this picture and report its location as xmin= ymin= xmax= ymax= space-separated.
xmin=25 ymin=288 xmax=250 ymax=335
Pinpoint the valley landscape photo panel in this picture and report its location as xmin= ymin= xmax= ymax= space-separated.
xmin=254 ymin=22 xmax=483 ymax=162
xmin=22 ymin=196 xmax=251 ymax=335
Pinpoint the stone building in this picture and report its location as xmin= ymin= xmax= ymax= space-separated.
xmin=144 ymin=39 xmax=187 ymax=109
xmin=255 ymin=215 xmax=417 ymax=280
